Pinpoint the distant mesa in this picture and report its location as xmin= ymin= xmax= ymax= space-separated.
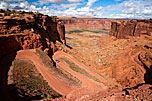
xmin=110 ymin=19 xmax=152 ymax=38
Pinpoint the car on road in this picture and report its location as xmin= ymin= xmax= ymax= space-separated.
xmin=55 ymin=60 xmax=60 ymax=63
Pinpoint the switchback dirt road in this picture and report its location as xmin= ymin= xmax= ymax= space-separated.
xmin=14 ymin=49 xmax=118 ymax=99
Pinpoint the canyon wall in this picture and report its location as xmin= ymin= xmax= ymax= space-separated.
xmin=0 ymin=12 xmax=66 ymax=59
xmin=110 ymin=19 xmax=152 ymax=38
xmin=61 ymin=18 xmax=127 ymax=31
xmin=0 ymin=11 xmax=66 ymax=100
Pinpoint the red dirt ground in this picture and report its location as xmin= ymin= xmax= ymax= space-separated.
xmin=9 ymin=49 xmax=121 ymax=100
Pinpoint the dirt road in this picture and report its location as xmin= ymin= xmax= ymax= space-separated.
xmin=16 ymin=49 xmax=74 ymax=96
xmin=52 ymin=51 xmax=124 ymax=98
xmin=14 ymin=50 xmax=119 ymax=99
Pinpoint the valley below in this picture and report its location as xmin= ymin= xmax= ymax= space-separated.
xmin=0 ymin=10 xmax=152 ymax=101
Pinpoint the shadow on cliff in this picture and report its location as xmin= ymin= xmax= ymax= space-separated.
xmin=123 ymin=64 xmax=152 ymax=95
xmin=7 ymin=84 xmax=42 ymax=101
xmin=144 ymin=65 xmax=152 ymax=84
xmin=0 ymin=52 xmax=17 ymax=101
xmin=0 ymin=37 xmax=42 ymax=101
xmin=123 ymin=52 xmax=152 ymax=95
xmin=34 ymin=15 xmax=68 ymax=56
xmin=0 ymin=15 xmax=70 ymax=101
xmin=138 ymin=55 xmax=152 ymax=84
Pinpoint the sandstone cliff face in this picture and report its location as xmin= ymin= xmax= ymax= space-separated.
xmin=0 ymin=12 xmax=66 ymax=58
xmin=62 ymin=18 xmax=126 ymax=31
xmin=0 ymin=11 xmax=67 ymax=100
xmin=110 ymin=19 xmax=152 ymax=38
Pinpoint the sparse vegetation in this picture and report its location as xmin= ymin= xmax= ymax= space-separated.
xmin=59 ymin=57 xmax=100 ymax=82
xmin=102 ymin=62 xmax=112 ymax=66
xmin=66 ymin=29 xmax=109 ymax=34
xmin=84 ymin=30 xmax=102 ymax=33
xmin=11 ymin=58 xmax=61 ymax=99
xmin=4 ymin=10 xmax=10 ymax=16
xmin=57 ymin=65 xmax=82 ymax=87
xmin=66 ymin=30 xmax=83 ymax=34
xmin=35 ymin=49 xmax=82 ymax=87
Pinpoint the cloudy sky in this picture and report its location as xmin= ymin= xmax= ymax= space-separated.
xmin=0 ymin=0 xmax=152 ymax=19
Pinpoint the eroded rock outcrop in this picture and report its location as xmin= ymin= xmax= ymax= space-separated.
xmin=110 ymin=19 xmax=152 ymax=38
xmin=0 ymin=11 xmax=66 ymax=58
xmin=0 ymin=10 xmax=66 ymax=100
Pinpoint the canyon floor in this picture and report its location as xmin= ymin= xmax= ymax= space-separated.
xmin=64 ymin=30 xmax=152 ymax=100
xmin=6 ymin=30 xmax=152 ymax=101
xmin=3 ymin=27 xmax=152 ymax=101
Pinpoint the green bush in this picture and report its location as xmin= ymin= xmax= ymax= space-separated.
xmin=12 ymin=10 xmax=16 ymax=13
xmin=4 ymin=11 xmax=10 ymax=16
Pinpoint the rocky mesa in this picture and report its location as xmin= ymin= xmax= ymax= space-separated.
xmin=110 ymin=19 xmax=152 ymax=38
xmin=61 ymin=17 xmax=128 ymax=31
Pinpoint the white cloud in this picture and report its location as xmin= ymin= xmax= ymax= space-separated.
xmin=50 ymin=5 xmax=103 ymax=17
xmin=48 ymin=0 xmax=63 ymax=3
xmin=87 ymin=0 xmax=98 ymax=7
xmin=0 ymin=0 xmax=151 ymax=19
xmin=51 ymin=2 xmax=82 ymax=10
xmin=96 ymin=6 xmax=102 ymax=10
xmin=114 ymin=0 xmax=121 ymax=1
xmin=68 ymin=0 xmax=84 ymax=2
xmin=97 ymin=0 xmax=152 ymax=19
xmin=0 ymin=1 xmax=8 ymax=9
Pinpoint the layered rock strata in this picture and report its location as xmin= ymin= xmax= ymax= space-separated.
xmin=110 ymin=19 xmax=152 ymax=38
xmin=62 ymin=18 xmax=127 ymax=31
xmin=0 ymin=12 xmax=66 ymax=58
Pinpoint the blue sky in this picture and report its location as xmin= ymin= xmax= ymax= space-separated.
xmin=0 ymin=0 xmax=152 ymax=19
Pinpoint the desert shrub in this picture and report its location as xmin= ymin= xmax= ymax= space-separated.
xmin=4 ymin=11 xmax=10 ymax=16
xmin=12 ymin=10 xmax=16 ymax=13
xmin=0 ymin=9 xmax=5 ymax=12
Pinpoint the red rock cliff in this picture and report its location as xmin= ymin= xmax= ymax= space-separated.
xmin=0 ymin=12 xmax=66 ymax=58
xmin=62 ymin=18 xmax=127 ymax=31
xmin=110 ymin=19 xmax=152 ymax=38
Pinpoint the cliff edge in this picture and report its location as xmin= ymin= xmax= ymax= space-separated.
xmin=0 ymin=10 xmax=66 ymax=59
xmin=110 ymin=19 xmax=152 ymax=38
